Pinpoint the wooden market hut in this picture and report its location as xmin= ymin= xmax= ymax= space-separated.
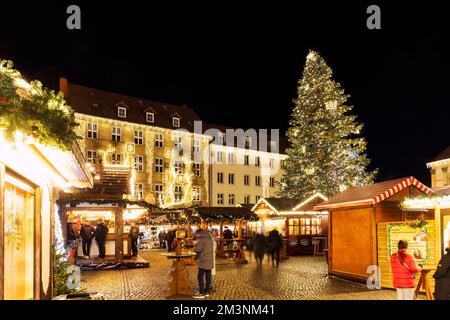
xmin=250 ymin=193 xmax=329 ymax=255
xmin=59 ymin=164 xmax=151 ymax=265
xmin=314 ymin=176 xmax=433 ymax=285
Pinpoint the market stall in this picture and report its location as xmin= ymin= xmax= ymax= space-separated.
xmin=315 ymin=176 xmax=434 ymax=288
xmin=250 ymin=193 xmax=329 ymax=255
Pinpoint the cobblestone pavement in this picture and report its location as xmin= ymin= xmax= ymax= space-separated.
xmin=80 ymin=250 xmax=407 ymax=300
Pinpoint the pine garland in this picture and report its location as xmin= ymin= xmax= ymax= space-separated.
xmin=0 ymin=59 xmax=79 ymax=150
xmin=57 ymin=198 xmax=153 ymax=210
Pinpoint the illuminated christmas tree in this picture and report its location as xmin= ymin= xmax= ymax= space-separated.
xmin=279 ymin=50 xmax=376 ymax=198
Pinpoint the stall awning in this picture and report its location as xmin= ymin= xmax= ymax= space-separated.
xmin=314 ymin=177 xmax=432 ymax=210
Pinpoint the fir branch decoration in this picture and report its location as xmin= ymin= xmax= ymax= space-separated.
xmin=0 ymin=59 xmax=79 ymax=150
xmin=406 ymin=219 xmax=428 ymax=229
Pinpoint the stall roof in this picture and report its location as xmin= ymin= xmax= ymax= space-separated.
xmin=187 ymin=206 xmax=257 ymax=220
xmin=314 ymin=177 xmax=432 ymax=210
xmin=252 ymin=193 xmax=328 ymax=214
xmin=431 ymin=186 xmax=450 ymax=196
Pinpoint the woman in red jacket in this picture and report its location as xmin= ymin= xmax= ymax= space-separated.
xmin=390 ymin=240 xmax=421 ymax=300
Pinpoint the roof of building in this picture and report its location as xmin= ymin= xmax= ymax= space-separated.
xmin=314 ymin=177 xmax=432 ymax=210
xmin=430 ymin=146 xmax=450 ymax=163
xmin=67 ymin=83 xmax=202 ymax=132
xmin=431 ymin=186 xmax=450 ymax=196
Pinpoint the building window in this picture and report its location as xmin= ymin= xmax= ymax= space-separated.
xmin=227 ymin=152 xmax=234 ymax=164
xmin=255 ymin=195 xmax=261 ymax=203
xmin=172 ymin=117 xmax=180 ymax=128
xmin=270 ymin=177 xmax=275 ymax=187
xmin=216 ymin=151 xmax=223 ymax=164
xmin=217 ymin=193 xmax=224 ymax=205
xmin=244 ymin=155 xmax=249 ymax=166
xmin=245 ymin=137 xmax=252 ymax=149
xmin=255 ymin=156 xmax=260 ymax=167
xmin=217 ymin=172 xmax=224 ymax=184
xmin=174 ymin=160 xmax=183 ymax=174
xmin=288 ymin=217 xmax=322 ymax=236
xmin=155 ymin=158 xmax=164 ymax=173
xmin=193 ymin=162 xmax=201 ymax=177
xmin=270 ymin=141 xmax=278 ymax=152
xmin=217 ymin=132 xmax=224 ymax=145
xmin=146 ymin=112 xmax=154 ymax=123
xmin=134 ymin=183 xmax=143 ymax=200
xmin=134 ymin=130 xmax=143 ymax=145
xmin=228 ymin=173 xmax=234 ymax=185
xmin=228 ymin=194 xmax=235 ymax=205
xmin=118 ymin=107 xmax=127 ymax=118
xmin=174 ymin=136 xmax=182 ymax=151
xmin=155 ymin=184 xmax=163 ymax=202
xmin=193 ymin=138 xmax=201 ymax=153
xmin=155 ymin=133 xmax=164 ymax=148
xmin=87 ymin=123 xmax=98 ymax=139
xmin=112 ymin=126 xmax=121 ymax=142
xmin=255 ymin=176 xmax=261 ymax=186
xmin=86 ymin=150 xmax=98 ymax=164
xmin=244 ymin=195 xmax=250 ymax=205
xmin=244 ymin=175 xmax=250 ymax=186
xmin=193 ymin=186 xmax=201 ymax=202
xmin=111 ymin=153 xmax=121 ymax=165
xmin=270 ymin=158 xmax=275 ymax=169
xmin=174 ymin=185 xmax=183 ymax=202
xmin=133 ymin=156 xmax=144 ymax=172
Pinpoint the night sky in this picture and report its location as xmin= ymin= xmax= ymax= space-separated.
xmin=1 ymin=2 xmax=449 ymax=185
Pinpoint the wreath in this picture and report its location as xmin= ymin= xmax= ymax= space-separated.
xmin=0 ymin=59 xmax=79 ymax=150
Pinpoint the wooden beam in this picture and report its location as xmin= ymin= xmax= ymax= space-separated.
xmin=34 ymin=187 xmax=42 ymax=300
xmin=115 ymin=208 xmax=124 ymax=262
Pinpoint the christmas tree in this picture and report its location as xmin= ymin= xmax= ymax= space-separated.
xmin=279 ymin=50 xmax=376 ymax=198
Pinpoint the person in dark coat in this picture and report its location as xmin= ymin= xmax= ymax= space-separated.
xmin=434 ymin=242 xmax=450 ymax=300
xmin=80 ymin=222 xmax=96 ymax=259
xmin=158 ymin=230 xmax=167 ymax=249
xmin=193 ymin=229 xmax=214 ymax=299
xmin=252 ymin=232 xmax=266 ymax=265
xmin=95 ymin=219 xmax=109 ymax=259
xmin=166 ymin=229 xmax=176 ymax=252
xmin=223 ymin=226 xmax=234 ymax=255
xmin=267 ymin=229 xmax=283 ymax=267
xmin=129 ymin=223 xmax=140 ymax=257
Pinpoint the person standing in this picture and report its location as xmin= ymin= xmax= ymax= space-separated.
xmin=159 ymin=229 xmax=166 ymax=249
xmin=130 ymin=222 xmax=140 ymax=257
xmin=95 ymin=219 xmax=109 ymax=259
xmin=252 ymin=232 xmax=266 ymax=266
xmin=390 ymin=240 xmax=421 ymax=300
xmin=193 ymin=228 xmax=214 ymax=299
xmin=223 ymin=226 xmax=233 ymax=256
xmin=166 ymin=229 xmax=175 ymax=252
xmin=80 ymin=221 xmax=96 ymax=259
xmin=267 ymin=229 xmax=283 ymax=267
xmin=434 ymin=241 xmax=450 ymax=300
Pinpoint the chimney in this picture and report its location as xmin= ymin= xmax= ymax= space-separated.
xmin=60 ymin=77 xmax=69 ymax=98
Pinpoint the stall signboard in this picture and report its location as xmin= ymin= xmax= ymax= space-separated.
xmin=387 ymin=223 xmax=429 ymax=263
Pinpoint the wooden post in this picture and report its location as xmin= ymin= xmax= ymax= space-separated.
xmin=115 ymin=208 xmax=124 ymax=262
xmin=435 ymin=207 xmax=442 ymax=259
xmin=34 ymin=187 xmax=42 ymax=300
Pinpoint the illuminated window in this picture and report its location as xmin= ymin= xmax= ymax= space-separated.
xmin=244 ymin=155 xmax=249 ymax=166
xmin=228 ymin=173 xmax=234 ymax=185
xmin=146 ymin=112 xmax=154 ymax=123
xmin=244 ymin=195 xmax=250 ymax=204
xmin=87 ymin=123 xmax=98 ymax=139
xmin=228 ymin=194 xmax=235 ymax=205
xmin=255 ymin=195 xmax=261 ymax=203
xmin=112 ymin=126 xmax=121 ymax=142
xmin=270 ymin=140 xmax=278 ymax=152
xmin=193 ymin=138 xmax=201 ymax=153
xmin=217 ymin=132 xmax=224 ymax=145
xmin=289 ymin=217 xmax=322 ymax=236
xmin=172 ymin=117 xmax=180 ymax=128
xmin=155 ymin=133 xmax=164 ymax=148
xmin=270 ymin=177 xmax=275 ymax=187
xmin=245 ymin=136 xmax=252 ymax=148
xmin=255 ymin=176 xmax=261 ymax=187
xmin=227 ymin=152 xmax=234 ymax=164
xmin=155 ymin=184 xmax=163 ymax=201
xmin=270 ymin=158 xmax=275 ymax=169
xmin=111 ymin=153 xmax=121 ymax=165
xmin=193 ymin=162 xmax=201 ymax=176
xmin=255 ymin=156 xmax=260 ymax=167
xmin=134 ymin=183 xmax=144 ymax=200
xmin=174 ymin=136 xmax=182 ymax=151
xmin=118 ymin=107 xmax=127 ymax=118
xmin=133 ymin=156 xmax=144 ymax=172
xmin=217 ymin=172 xmax=223 ymax=184
xmin=134 ymin=130 xmax=143 ymax=145
xmin=216 ymin=151 xmax=223 ymax=164
xmin=155 ymin=158 xmax=164 ymax=173
xmin=174 ymin=185 xmax=183 ymax=202
xmin=217 ymin=193 xmax=224 ymax=205
xmin=288 ymin=218 xmax=300 ymax=236
xmin=244 ymin=175 xmax=250 ymax=186
xmin=193 ymin=186 xmax=201 ymax=202
xmin=86 ymin=150 xmax=98 ymax=164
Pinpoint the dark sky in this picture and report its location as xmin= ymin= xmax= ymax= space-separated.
xmin=1 ymin=2 xmax=449 ymax=185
